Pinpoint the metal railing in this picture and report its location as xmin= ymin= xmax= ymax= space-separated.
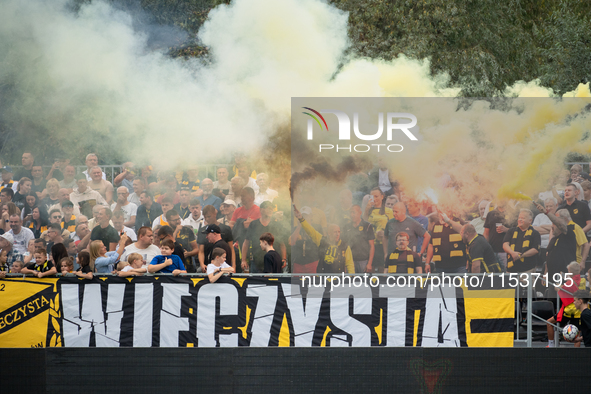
xmin=2 ymin=271 xmax=580 ymax=348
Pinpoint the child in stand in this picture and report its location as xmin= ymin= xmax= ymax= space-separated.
xmin=148 ymin=239 xmax=186 ymax=276
xmin=21 ymin=248 xmax=57 ymax=277
xmin=10 ymin=260 xmax=24 ymax=273
xmin=259 ymin=232 xmax=282 ymax=274
xmin=116 ymin=253 xmax=148 ymax=277
xmin=207 ymin=247 xmax=234 ymax=283
xmin=74 ymin=251 xmax=93 ymax=279
xmin=59 ymin=256 xmax=74 ymax=274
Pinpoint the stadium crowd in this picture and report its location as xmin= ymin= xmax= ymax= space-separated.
xmin=0 ymin=151 xmax=591 ymax=286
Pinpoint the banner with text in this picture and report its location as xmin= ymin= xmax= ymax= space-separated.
xmin=0 ymin=276 xmax=514 ymax=348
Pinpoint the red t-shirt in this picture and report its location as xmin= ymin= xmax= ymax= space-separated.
xmin=231 ymin=205 xmax=261 ymax=223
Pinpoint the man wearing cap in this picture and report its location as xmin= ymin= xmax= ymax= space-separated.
xmin=241 ymin=201 xmax=285 ymax=273
xmin=0 ymin=166 xmax=18 ymax=194
xmin=218 ymin=199 xmax=236 ymax=226
xmin=197 ymin=178 xmax=222 ymax=211
xmin=200 ymin=224 xmax=233 ymax=272
xmin=7 ymin=213 xmax=35 ymax=255
xmin=70 ymin=174 xmax=108 ymax=218
xmin=111 ymin=186 xmax=138 ymax=228
xmin=14 ymin=151 xmax=35 ymax=182
xmin=0 ymin=232 xmax=23 ymax=272
xmin=198 ymin=205 xmax=234 ymax=270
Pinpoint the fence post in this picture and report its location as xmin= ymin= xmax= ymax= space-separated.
xmin=526 ymin=273 xmax=532 ymax=347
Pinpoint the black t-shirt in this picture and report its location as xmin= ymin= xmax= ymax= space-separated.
xmin=172 ymin=241 xmax=185 ymax=263
xmin=90 ymin=225 xmax=120 ymax=249
xmin=41 ymin=197 xmax=60 ymax=212
xmin=581 ymin=308 xmax=591 ymax=348
xmin=31 ymin=179 xmax=47 ymax=195
xmin=173 ymin=204 xmax=191 ymax=220
xmin=244 ymin=219 xmax=284 ymax=272
xmin=503 ymin=226 xmax=541 ymax=272
xmin=13 ymin=192 xmax=27 ymax=211
xmin=467 ymin=234 xmax=500 ymax=273
xmin=204 ymin=239 xmax=232 ymax=267
xmin=175 ymin=226 xmax=196 ymax=267
xmin=76 ymin=265 xmax=92 ymax=273
xmin=342 ymin=220 xmax=374 ymax=261
xmin=14 ymin=168 xmax=33 ymax=182
xmin=291 ymin=224 xmax=322 ymax=266
xmin=483 ymin=209 xmax=508 ymax=252
xmin=197 ymin=223 xmax=234 ymax=245
xmin=263 ymin=250 xmax=282 ymax=273
xmin=557 ymin=200 xmax=591 ymax=234
xmin=26 ymin=260 xmax=55 ymax=273
xmin=546 ymin=224 xmax=577 ymax=277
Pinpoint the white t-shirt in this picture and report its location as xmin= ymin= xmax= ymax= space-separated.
xmin=8 ymin=227 xmax=35 ymax=255
xmin=378 ymin=169 xmax=391 ymax=192
xmin=120 ymin=243 xmax=161 ymax=264
xmin=110 ymin=202 xmax=138 ymax=223
xmin=122 ymin=264 xmax=147 ymax=273
xmin=532 ymin=213 xmax=552 ymax=248
xmin=181 ymin=215 xmax=205 ymax=234
xmin=245 ymin=177 xmax=259 ymax=193
xmin=254 ymin=189 xmax=278 ymax=206
xmin=128 ymin=192 xmax=141 ymax=206
xmin=206 ymin=262 xmax=231 ymax=274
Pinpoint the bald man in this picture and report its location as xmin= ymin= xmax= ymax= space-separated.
xmin=111 ymin=186 xmax=138 ymax=228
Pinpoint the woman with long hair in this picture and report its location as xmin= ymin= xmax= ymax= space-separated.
xmin=25 ymin=206 xmax=49 ymax=239
xmin=22 ymin=193 xmax=39 ymax=221
xmin=74 ymin=251 xmax=93 ymax=279
xmin=51 ymin=243 xmax=69 ymax=266
xmin=362 ymin=187 xmax=394 ymax=273
xmin=89 ymin=234 xmax=129 ymax=274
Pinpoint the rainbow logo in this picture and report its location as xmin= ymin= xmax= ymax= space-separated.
xmin=302 ymin=107 xmax=329 ymax=132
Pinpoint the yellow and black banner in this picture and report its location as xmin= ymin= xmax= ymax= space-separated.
xmin=0 ymin=276 xmax=514 ymax=347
